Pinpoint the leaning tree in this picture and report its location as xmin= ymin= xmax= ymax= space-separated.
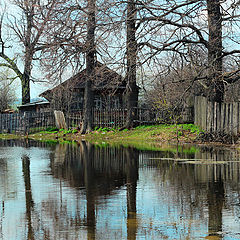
xmin=0 ymin=0 xmax=64 ymax=104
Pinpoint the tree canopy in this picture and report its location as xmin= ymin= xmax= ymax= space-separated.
xmin=0 ymin=0 xmax=240 ymax=116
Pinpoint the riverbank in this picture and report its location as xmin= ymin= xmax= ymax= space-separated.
xmin=0 ymin=124 xmax=201 ymax=145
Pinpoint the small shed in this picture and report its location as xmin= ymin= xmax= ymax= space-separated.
xmin=18 ymin=100 xmax=50 ymax=113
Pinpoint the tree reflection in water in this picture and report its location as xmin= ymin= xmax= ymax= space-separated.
xmin=45 ymin=143 xmax=240 ymax=239
xmin=22 ymin=154 xmax=35 ymax=240
xmin=143 ymin=146 xmax=240 ymax=239
xmin=82 ymin=141 xmax=96 ymax=240
xmin=0 ymin=139 xmax=240 ymax=239
xmin=207 ymin=169 xmax=224 ymax=239
xmin=124 ymin=147 xmax=139 ymax=240
xmin=0 ymin=158 xmax=7 ymax=240
xmin=48 ymin=141 xmax=140 ymax=239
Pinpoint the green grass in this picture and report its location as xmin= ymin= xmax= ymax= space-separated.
xmin=86 ymin=124 xmax=201 ymax=143
xmin=0 ymin=124 xmax=201 ymax=149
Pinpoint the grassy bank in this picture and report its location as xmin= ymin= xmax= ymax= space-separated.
xmin=4 ymin=124 xmax=199 ymax=146
xmin=86 ymin=124 xmax=200 ymax=143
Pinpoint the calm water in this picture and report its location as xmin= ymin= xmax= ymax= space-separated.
xmin=0 ymin=140 xmax=240 ymax=240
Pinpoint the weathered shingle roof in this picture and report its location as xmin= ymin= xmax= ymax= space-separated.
xmin=18 ymin=100 xmax=50 ymax=110
xmin=40 ymin=62 xmax=126 ymax=100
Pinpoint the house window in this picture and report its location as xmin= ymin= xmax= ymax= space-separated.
xmin=94 ymin=96 xmax=103 ymax=109
xmin=93 ymin=96 xmax=121 ymax=109
xmin=71 ymin=95 xmax=83 ymax=110
xmin=111 ymin=96 xmax=120 ymax=109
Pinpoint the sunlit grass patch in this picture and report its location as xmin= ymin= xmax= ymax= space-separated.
xmin=86 ymin=124 xmax=201 ymax=144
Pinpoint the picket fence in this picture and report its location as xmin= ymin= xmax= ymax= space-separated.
xmin=66 ymin=108 xmax=161 ymax=128
xmin=0 ymin=105 xmax=194 ymax=134
xmin=0 ymin=108 xmax=162 ymax=134
xmin=194 ymin=96 xmax=240 ymax=135
xmin=0 ymin=112 xmax=55 ymax=134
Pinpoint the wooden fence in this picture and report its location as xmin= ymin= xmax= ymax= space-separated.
xmin=0 ymin=106 xmax=193 ymax=134
xmin=0 ymin=108 xmax=161 ymax=134
xmin=0 ymin=112 xmax=55 ymax=134
xmin=66 ymin=108 xmax=163 ymax=129
xmin=194 ymin=96 xmax=240 ymax=135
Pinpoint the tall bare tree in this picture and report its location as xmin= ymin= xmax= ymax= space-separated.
xmin=0 ymin=0 xmax=58 ymax=104
xmin=206 ymin=0 xmax=223 ymax=102
xmin=136 ymin=0 xmax=240 ymax=103
xmin=124 ymin=0 xmax=139 ymax=128
xmin=80 ymin=0 xmax=96 ymax=134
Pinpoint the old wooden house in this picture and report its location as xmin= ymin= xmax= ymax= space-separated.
xmin=40 ymin=62 xmax=130 ymax=112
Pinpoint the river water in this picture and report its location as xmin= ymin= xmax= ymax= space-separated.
xmin=0 ymin=139 xmax=240 ymax=240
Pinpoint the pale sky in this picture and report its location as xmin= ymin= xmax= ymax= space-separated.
xmin=2 ymin=0 xmax=240 ymax=101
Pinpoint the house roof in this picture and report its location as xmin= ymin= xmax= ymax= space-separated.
xmin=40 ymin=62 xmax=126 ymax=100
xmin=18 ymin=100 xmax=50 ymax=110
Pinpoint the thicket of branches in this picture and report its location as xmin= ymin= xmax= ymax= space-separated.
xmin=0 ymin=71 xmax=16 ymax=112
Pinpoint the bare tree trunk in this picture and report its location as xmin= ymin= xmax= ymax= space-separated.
xmin=22 ymin=64 xmax=31 ymax=104
xmin=207 ymin=0 xmax=223 ymax=103
xmin=22 ymin=76 xmax=30 ymax=105
xmin=21 ymin=6 xmax=34 ymax=105
xmin=81 ymin=0 xmax=96 ymax=134
xmin=0 ymin=1 xmax=60 ymax=105
xmin=124 ymin=0 xmax=138 ymax=129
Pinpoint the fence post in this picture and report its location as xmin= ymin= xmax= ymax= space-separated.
xmin=23 ymin=112 xmax=27 ymax=135
xmin=54 ymin=111 xmax=67 ymax=129
xmin=226 ymin=104 xmax=230 ymax=133
xmin=0 ymin=114 xmax=2 ymax=134
xmin=230 ymin=103 xmax=233 ymax=135
xmin=213 ymin=102 xmax=217 ymax=132
xmin=233 ymin=102 xmax=238 ymax=136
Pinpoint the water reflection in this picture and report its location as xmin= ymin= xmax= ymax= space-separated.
xmin=207 ymin=178 xmax=224 ymax=239
xmin=125 ymin=147 xmax=138 ymax=240
xmin=0 ymin=140 xmax=240 ymax=239
xmin=22 ymin=155 xmax=34 ymax=240
xmin=50 ymin=142 xmax=139 ymax=240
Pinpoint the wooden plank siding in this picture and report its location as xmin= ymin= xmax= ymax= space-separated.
xmin=194 ymin=96 xmax=240 ymax=136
